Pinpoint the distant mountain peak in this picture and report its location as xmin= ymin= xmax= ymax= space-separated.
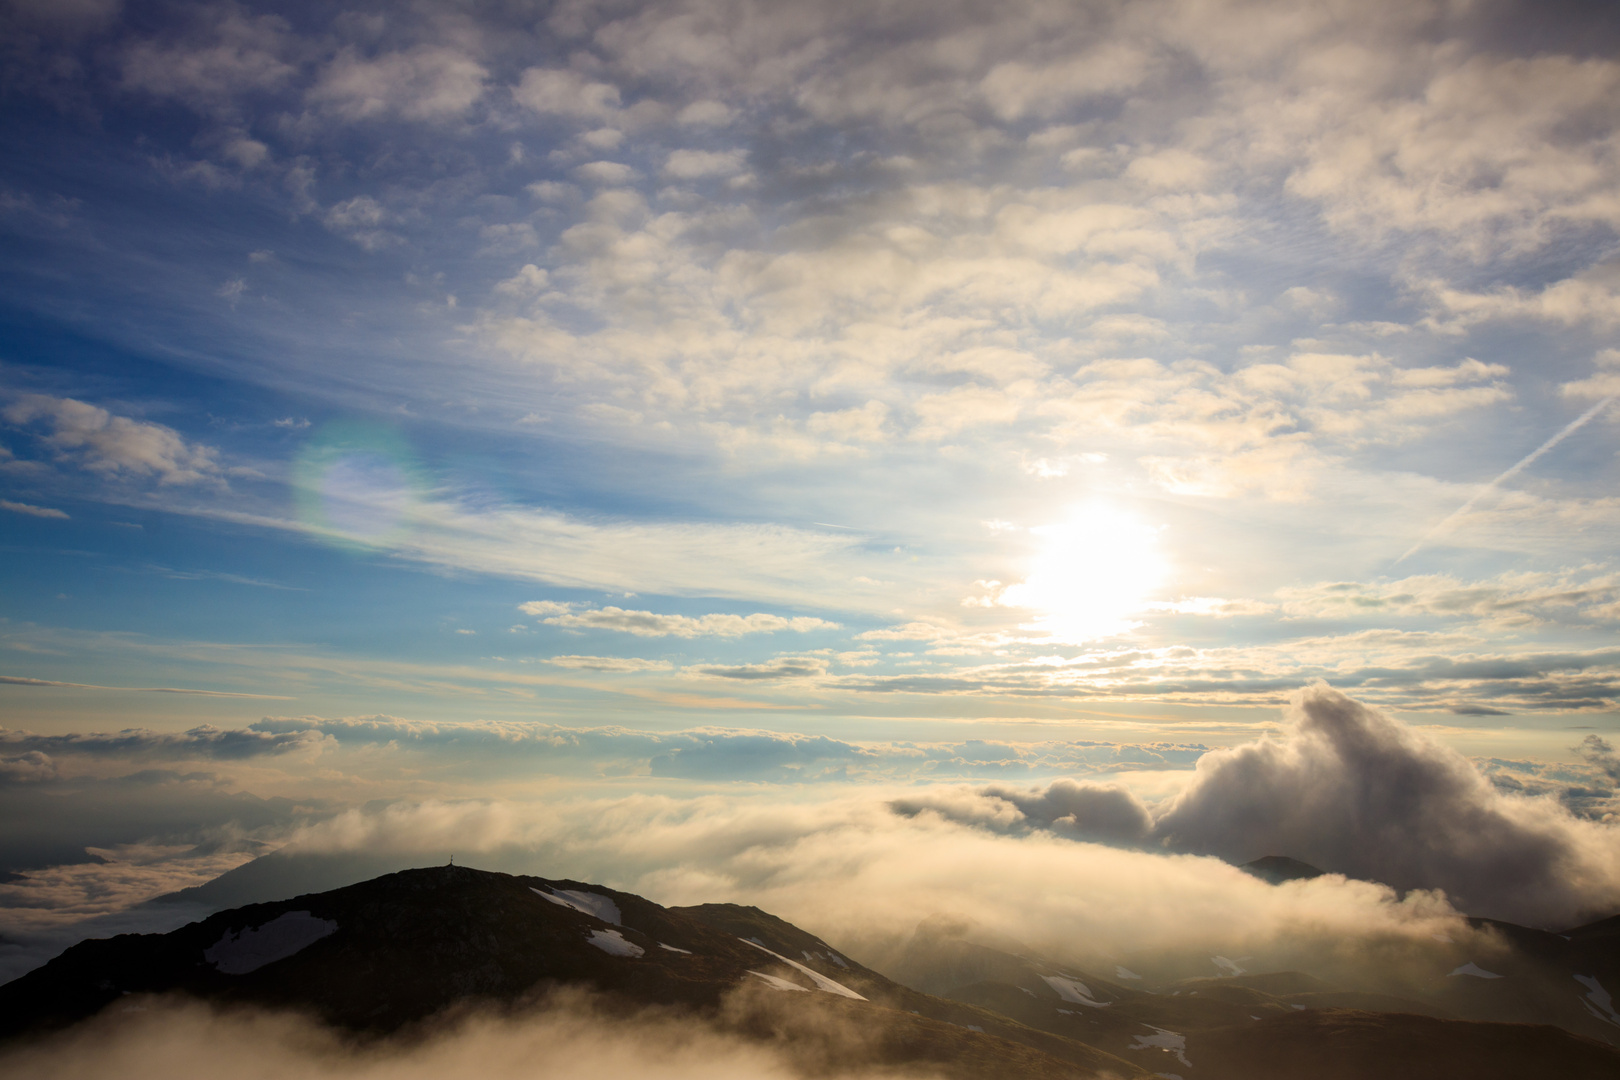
xmin=1239 ymin=855 xmax=1326 ymax=884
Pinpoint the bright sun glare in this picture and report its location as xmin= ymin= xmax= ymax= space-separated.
xmin=999 ymin=506 xmax=1167 ymax=643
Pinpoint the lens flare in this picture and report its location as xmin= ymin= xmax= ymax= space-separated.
xmin=999 ymin=506 xmax=1167 ymax=642
xmin=291 ymin=423 xmax=426 ymax=550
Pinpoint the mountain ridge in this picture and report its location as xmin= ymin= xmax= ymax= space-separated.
xmin=5 ymin=864 xmax=1619 ymax=1079
xmin=0 ymin=865 xmax=1147 ymax=1080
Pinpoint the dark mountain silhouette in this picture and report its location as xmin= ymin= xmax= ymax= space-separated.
xmin=148 ymin=849 xmax=429 ymax=912
xmin=1189 ymin=1008 xmax=1620 ymax=1080
xmin=1239 ymin=855 xmax=1326 ymax=884
xmin=3 ymin=864 xmax=1618 ymax=1079
xmin=0 ymin=865 xmax=1146 ymax=1080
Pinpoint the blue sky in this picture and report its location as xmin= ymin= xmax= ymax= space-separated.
xmin=4 ymin=0 xmax=1620 ymax=747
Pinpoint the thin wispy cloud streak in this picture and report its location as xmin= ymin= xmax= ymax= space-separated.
xmin=0 ymin=676 xmax=293 ymax=699
xmin=1398 ymin=394 xmax=1618 ymax=564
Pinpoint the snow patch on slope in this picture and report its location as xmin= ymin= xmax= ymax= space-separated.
xmin=1041 ymin=974 xmax=1110 ymax=1008
xmin=802 ymin=946 xmax=850 ymax=968
xmin=531 ymin=886 xmax=622 ymax=925
xmin=1575 ymin=975 xmax=1620 ymax=1025
xmin=1448 ymin=962 xmax=1503 ymax=979
xmin=204 ymin=911 xmax=337 ymax=975
xmin=749 ymin=970 xmax=810 ymax=992
xmin=586 ymin=929 xmax=643 ymax=957
xmin=1129 ymin=1025 xmax=1190 ymax=1067
xmin=740 ymin=938 xmax=866 ymax=1000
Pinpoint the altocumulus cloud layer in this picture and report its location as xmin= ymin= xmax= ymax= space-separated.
xmin=4 ymin=0 xmax=1620 ymax=727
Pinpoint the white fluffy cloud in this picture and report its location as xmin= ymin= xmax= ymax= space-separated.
xmin=513 ymin=68 xmax=625 ymax=121
xmin=3 ymin=394 xmax=222 ymax=485
xmin=662 ymin=149 xmax=747 ymax=179
xmin=1152 ymin=685 xmax=1620 ymax=925
xmin=1562 ymin=348 xmax=1620 ymax=399
xmin=309 ymin=46 xmax=488 ymax=122
xmin=119 ymin=7 xmax=295 ymax=111
xmin=898 ymin=685 xmax=1620 ymax=925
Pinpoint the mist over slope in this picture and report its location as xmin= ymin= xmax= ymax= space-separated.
xmin=0 ymin=998 xmax=948 ymax=1080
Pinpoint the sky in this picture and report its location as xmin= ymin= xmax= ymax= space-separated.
xmin=3 ymin=0 xmax=1620 ymax=980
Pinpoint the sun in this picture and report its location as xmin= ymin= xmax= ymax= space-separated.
xmin=999 ymin=506 xmax=1167 ymax=643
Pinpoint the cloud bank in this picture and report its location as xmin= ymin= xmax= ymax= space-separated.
xmin=1152 ymin=685 xmax=1620 ymax=923
xmin=900 ymin=685 xmax=1620 ymax=926
xmin=4 ymin=687 xmax=1616 ymax=935
xmin=11 ymin=687 xmax=1613 ymax=1007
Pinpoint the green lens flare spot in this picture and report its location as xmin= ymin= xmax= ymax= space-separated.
xmin=291 ymin=422 xmax=428 ymax=551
